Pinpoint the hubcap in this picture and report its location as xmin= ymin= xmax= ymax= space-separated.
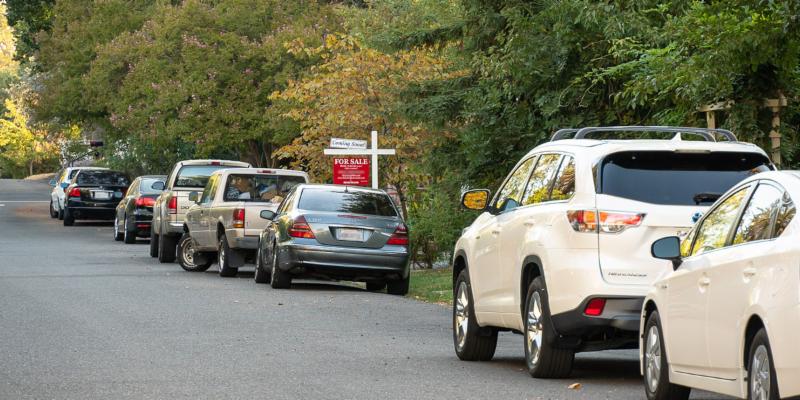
xmin=526 ymin=292 xmax=544 ymax=365
xmin=271 ymin=247 xmax=278 ymax=277
xmin=114 ymin=217 xmax=119 ymax=237
xmin=181 ymin=238 xmax=196 ymax=267
xmin=645 ymin=325 xmax=662 ymax=393
xmin=218 ymin=245 xmax=225 ymax=271
xmin=454 ymin=281 xmax=469 ymax=350
xmin=751 ymin=345 xmax=771 ymax=400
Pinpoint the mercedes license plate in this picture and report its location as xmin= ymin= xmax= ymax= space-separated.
xmin=93 ymin=191 xmax=112 ymax=200
xmin=336 ymin=228 xmax=364 ymax=242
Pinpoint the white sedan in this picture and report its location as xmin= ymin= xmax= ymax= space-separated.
xmin=642 ymin=170 xmax=799 ymax=400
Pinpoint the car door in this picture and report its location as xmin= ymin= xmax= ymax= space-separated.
xmin=193 ymin=175 xmax=219 ymax=249
xmin=665 ymin=185 xmax=751 ymax=376
xmin=705 ymin=182 xmax=788 ymax=379
xmin=471 ymin=156 xmax=537 ymax=315
xmin=121 ymin=178 xmax=140 ymax=224
xmin=497 ymin=153 xmax=569 ymax=316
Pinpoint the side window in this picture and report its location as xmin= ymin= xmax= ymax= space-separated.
xmin=773 ymin=191 xmax=795 ymax=238
xmin=278 ymin=189 xmax=297 ymax=214
xmin=732 ymin=183 xmax=782 ymax=245
xmin=689 ymin=187 xmax=750 ymax=256
xmin=495 ymin=157 xmax=536 ymax=212
xmin=200 ymin=175 xmax=217 ymax=204
xmin=550 ymin=156 xmax=575 ymax=201
xmin=521 ymin=154 xmax=562 ymax=205
xmin=128 ymin=179 xmax=140 ymax=195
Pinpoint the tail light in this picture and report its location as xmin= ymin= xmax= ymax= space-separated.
xmin=288 ymin=216 xmax=315 ymax=239
xmin=232 ymin=208 xmax=245 ymax=228
xmin=386 ymin=223 xmax=409 ymax=246
xmin=584 ymin=298 xmax=606 ymax=316
xmin=68 ymin=187 xmax=81 ymax=198
xmin=135 ymin=197 xmax=156 ymax=207
xmin=167 ymin=196 xmax=177 ymax=214
xmin=567 ymin=210 xmax=645 ymax=233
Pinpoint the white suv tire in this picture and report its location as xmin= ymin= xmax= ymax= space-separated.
xmin=524 ymin=277 xmax=574 ymax=378
xmin=453 ymin=270 xmax=497 ymax=361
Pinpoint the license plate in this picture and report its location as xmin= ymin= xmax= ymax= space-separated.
xmin=92 ymin=191 xmax=111 ymax=200
xmin=336 ymin=228 xmax=365 ymax=242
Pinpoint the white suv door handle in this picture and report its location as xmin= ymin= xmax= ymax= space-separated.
xmin=743 ymin=267 xmax=757 ymax=277
xmin=491 ymin=229 xmax=501 ymax=235
xmin=524 ymin=220 xmax=536 ymax=227
xmin=699 ymin=276 xmax=711 ymax=287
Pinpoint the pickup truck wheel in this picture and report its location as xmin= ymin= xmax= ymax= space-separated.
xmin=217 ymin=234 xmax=238 ymax=277
xmin=453 ymin=270 xmax=497 ymax=361
xmin=113 ymin=217 xmax=124 ymax=241
xmin=158 ymin=232 xmax=177 ymax=263
xmin=63 ymin=207 xmax=75 ymax=226
xmin=49 ymin=200 xmax=58 ymax=218
xmin=524 ymin=277 xmax=574 ymax=378
xmin=366 ymin=281 xmax=386 ymax=292
xmin=149 ymin=229 xmax=159 ymax=257
xmin=123 ymin=215 xmax=137 ymax=244
xmin=178 ymin=233 xmax=211 ymax=272
xmin=254 ymin=246 xmax=271 ymax=284
xmin=386 ymin=276 xmax=409 ymax=295
xmin=270 ymin=244 xmax=291 ymax=289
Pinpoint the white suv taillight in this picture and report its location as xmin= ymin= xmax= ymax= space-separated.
xmin=567 ymin=210 xmax=645 ymax=233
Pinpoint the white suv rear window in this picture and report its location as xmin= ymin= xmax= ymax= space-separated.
xmin=599 ymin=151 xmax=772 ymax=206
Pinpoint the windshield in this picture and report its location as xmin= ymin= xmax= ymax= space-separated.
xmin=600 ymin=151 xmax=772 ymax=205
xmin=76 ymin=171 xmax=130 ymax=187
xmin=174 ymin=165 xmax=243 ymax=188
xmin=223 ymin=174 xmax=306 ymax=203
xmin=298 ymin=189 xmax=398 ymax=216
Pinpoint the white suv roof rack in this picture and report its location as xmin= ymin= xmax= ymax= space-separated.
xmin=550 ymin=126 xmax=737 ymax=142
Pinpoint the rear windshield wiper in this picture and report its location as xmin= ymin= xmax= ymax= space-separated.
xmin=693 ymin=192 xmax=722 ymax=205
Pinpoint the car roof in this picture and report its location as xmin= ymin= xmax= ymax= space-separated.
xmin=138 ymin=175 xmax=167 ymax=179
xmin=216 ymin=168 xmax=309 ymax=178
xmin=66 ymin=166 xmax=109 ymax=171
xmin=177 ymin=159 xmax=251 ymax=167
xmin=529 ymin=138 xmax=768 ymax=160
xmin=297 ymin=184 xmax=387 ymax=195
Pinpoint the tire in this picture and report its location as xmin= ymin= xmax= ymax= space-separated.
xmin=63 ymin=207 xmax=75 ymax=226
xmin=524 ymin=277 xmax=575 ymax=378
xmin=217 ymin=234 xmax=238 ymax=277
xmin=387 ymin=275 xmax=409 ymax=295
xmin=254 ymin=246 xmax=271 ymax=284
xmin=178 ymin=233 xmax=212 ymax=272
xmin=49 ymin=200 xmax=58 ymax=218
xmin=453 ymin=270 xmax=497 ymax=361
xmin=123 ymin=215 xmax=137 ymax=244
xmin=643 ymin=311 xmax=691 ymax=400
xmin=58 ymin=205 xmax=64 ymax=220
xmin=747 ymin=329 xmax=779 ymax=400
xmin=149 ymin=229 xmax=159 ymax=258
xmin=158 ymin=231 xmax=177 ymax=263
xmin=270 ymin=243 xmax=291 ymax=289
xmin=113 ymin=216 xmax=124 ymax=241
xmin=366 ymin=281 xmax=386 ymax=292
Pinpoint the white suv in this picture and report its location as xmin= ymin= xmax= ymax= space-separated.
xmin=451 ymin=126 xmax=774 ymax=378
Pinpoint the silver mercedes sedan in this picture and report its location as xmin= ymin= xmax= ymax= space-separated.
xmin=254 ymin=184 xmax=410 ymax=294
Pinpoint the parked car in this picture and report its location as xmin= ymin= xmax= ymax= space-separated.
xmin=113 ymin=175 xmax=167 ymax=244
xmin=63 ymin=169 xmax=131 ymax=226
xmin=49 ymin=166 xmax=109 ymax=220
xmin=178 ymin=168 xmax=309 ymax=275
xmin=452 ymin=126 xmax=775 ymax=378
xmin=643 ymin=170 xmax=799 ymax=400
xmin=150 ymin=159 xmax=250 ymax=263
xmin=254 ymin=184 xmax=410 ymax=294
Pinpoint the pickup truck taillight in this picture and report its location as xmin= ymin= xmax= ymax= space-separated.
xmin=167 ymin=196 xmax=177 ymax=214
xmin=232 ymin=208 xmax=245 ymax=228
xmin=68 ymin=187 xmax=81 ymax=198
xmin=567 ymin=210 xmax=645 ymax=233
xmin=288 ymin=216 xmax=315 ymax=239
xmin=136 ymin=197 xmax=155 ymax=207
xmin=386 ymin=223 xmax=409 ymax=246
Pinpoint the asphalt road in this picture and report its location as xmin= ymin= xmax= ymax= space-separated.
xmin=0 ymin=179 xmax=728 ymax=400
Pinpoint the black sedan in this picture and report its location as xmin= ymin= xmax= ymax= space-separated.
xmin=114 ymin=175 xmax=166 ymax=244
xmin=63 ymin=170 xmax=131 ymax=226
xmin=254 ymin=184 xmax=410 ymax=295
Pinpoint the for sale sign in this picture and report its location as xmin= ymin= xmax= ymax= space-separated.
xmin=333 ymin=157 xmax=370 ymax=187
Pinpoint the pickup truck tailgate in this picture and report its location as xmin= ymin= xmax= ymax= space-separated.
xmin=244 ymin=202 xmax=279 ymax=236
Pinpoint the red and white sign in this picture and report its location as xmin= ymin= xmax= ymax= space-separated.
xmin=333 ymin=157 xmax=370 ymax=187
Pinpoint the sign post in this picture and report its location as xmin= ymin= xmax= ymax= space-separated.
xmin=324 ymin=131 xmax=396 ymax=189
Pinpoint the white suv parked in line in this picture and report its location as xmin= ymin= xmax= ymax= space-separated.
xmin=452 ymin=126 xmax=774 ymax=378
xmin=643 ymin=171 xmax=799 ymax=400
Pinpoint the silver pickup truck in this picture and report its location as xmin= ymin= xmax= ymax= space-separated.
xmin=150 ymin=159 xmax=251 ymax=263
xmin=177 ymin=167 xmax=309 ymax=276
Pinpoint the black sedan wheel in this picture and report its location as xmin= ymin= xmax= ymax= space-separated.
xmin=254 ymin=246 xmax=271 ymax=284
xmin=123 ymin=216 xmax=137 ymax=244
xmin=113 ymin=216 xmax=124 ymax=241
xmin=63 ymin=207 xmax=75 ymax=226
